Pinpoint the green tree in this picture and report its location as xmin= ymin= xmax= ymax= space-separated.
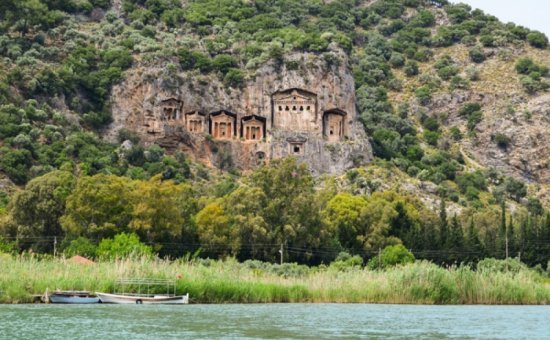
xmin=7 ymin=170 xmax=75 ymax=252
xmin=61 ymin=174 xmax=134 ymax=240
xmin=128 ymin=175 xmax=184 ymax=245
xmin=196 ymin=201 xmax=239 ymax=257
xmin=323 ymin=193 xmax=368 ymax=254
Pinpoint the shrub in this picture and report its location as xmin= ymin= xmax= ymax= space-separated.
xmin=527 ymin=31 xmax=548 ymax=49
xmin=63 ymin=237 xmax=97 ymax=258
xmin=469 ymin=45 xmax=485 ymax=63
xmin=459 ymin=102 xmax=481 ymax=117
xmin=515 ymin=58 xmax=549 ymax=76
xmin=96 ymin=233 xmax=153 ymax=260
xmin=494 ymin=133 xmax=511 ymax=150
xmin=404 ymin=60 xmax=419 ymax=76
xmin=467 ymin=110 xmax=483 ymax=130
xmin=415 ymin=85 xmax=432 ymax=105
xmin=449 ymin=127 xmax=462 ymax=140
xmin=212 ymin=54 xmax=238 ymax=74
xmin=329 ymin=252 xmax=363 ymax=271
xmin=424 ymin=130 xmax=439 ymax=146
xmin=367 ymin=244 xmax=415 ymax=270
xmin=389 ymin=52 xmax=405 ymax=68
xmin=503 ymin=177 xmax=527 ymax=202
xmin=224 ymin=68 xmax=245 ymax=88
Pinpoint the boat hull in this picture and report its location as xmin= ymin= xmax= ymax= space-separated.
xmin=49 ymin=294 xmax=100 ymax=304
xmin=96 ymin=292 xmax=189 ymax=304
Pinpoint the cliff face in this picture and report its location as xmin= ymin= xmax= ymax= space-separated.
xmin=106 ymin=48 xmax=372 ymax=174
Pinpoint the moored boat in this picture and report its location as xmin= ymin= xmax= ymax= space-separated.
xmin=96 ymin=292 xmax=189 ymax=304
xmin=96 ymin=278 xmax=189 ymax=304
xmin=49 ymin=291 xmax=100 ymax=304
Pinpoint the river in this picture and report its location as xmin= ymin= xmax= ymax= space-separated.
xmin=1 ymin=304 xmax=549 ymax=339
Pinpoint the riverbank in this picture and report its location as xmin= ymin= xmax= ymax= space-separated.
xmin=1 ymin=255 xmax=549 ymax=304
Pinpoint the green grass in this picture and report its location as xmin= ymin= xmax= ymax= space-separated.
xmin=0 ymin=254 xmax=548 ymax=304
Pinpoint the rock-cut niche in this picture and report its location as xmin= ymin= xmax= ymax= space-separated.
xmin=159 ymin=98 xmax=183 ymax=122
xmin=209 ymin=110 xmax=237 ymax=140
xmin=323 ymin=109 xmax=347 ymax=142
xmin=272 ymin=88 xmax=318 ymax=132
xmin=185 ymin=111 xmax=206 ymax=134
xmin=241 ymin=115 xmax=266 ymax=141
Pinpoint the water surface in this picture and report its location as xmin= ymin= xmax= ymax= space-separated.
xmin=1 ymin=304 xmax=549 ymax=339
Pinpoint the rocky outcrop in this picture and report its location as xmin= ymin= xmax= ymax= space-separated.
xmin=410 ymin=89 xmax=549 ymax=185
xmin=105 ymin=48 xmax=372 ymax=174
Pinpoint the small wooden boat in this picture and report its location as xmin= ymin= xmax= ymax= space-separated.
xmin=49 ymin=290 xmax=100 ymax=304
xmin=96 ymin=278 xmax=189 ymax=304
xmin=96 ymin=292 xmax=189 ymax=304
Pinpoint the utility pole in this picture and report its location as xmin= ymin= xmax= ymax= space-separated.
xmin=378 ymin=248 xmax=381 ymax=268
xmin=53 ymin=236 xmax=57 ymax=257
xmin=279 ymin=244 xmax=284 ymax=265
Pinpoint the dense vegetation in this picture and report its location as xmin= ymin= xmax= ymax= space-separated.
xmin=0 ymin=0 xmax=549 ymax=272
xmin=1 ymin=255 xmax=549 ymax=304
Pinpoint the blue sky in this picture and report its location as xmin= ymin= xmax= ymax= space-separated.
xmin=451 ymin=0 xmax=550 ymax=36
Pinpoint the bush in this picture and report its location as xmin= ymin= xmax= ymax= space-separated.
xmin=515 ymin=58 xmax=549 ymax=75
xmin=469 ymin=45 xmax=485 ymax=63
xmin=224 ymin=68 xmax=245 ymax=88
xmin=404 ymin=60 xmax=419 ymax=76
xmin=63 ymin=237 xmax=97 ymax=258
xmin=527 ymin=31 xmax=548 ymax=49
xmin=415 ymin=85 xmax=432 ymax=105
xmin=389 ymin=52 xmax=405 ymax=68
xmin=458 ymin=102 xmax=481 ymax=117
xmin=212 ymin=54 xmax=238 ymax=74
xmin=494 ymin=133 xmax=511 ymax=150
xmin=423 ymin=130 xmax=439 ymax=146
xmin=96 ymin=233 xmax=153 ymax=260
xmin=329 ymin=252 xmax=363 ymax=271
xmin=367 ymin=244 xmax=415 ymax=270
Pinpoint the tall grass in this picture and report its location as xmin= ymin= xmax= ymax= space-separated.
xmin=0 ymin=254 xmax=548 ymax=304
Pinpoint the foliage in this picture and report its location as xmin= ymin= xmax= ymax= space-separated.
xmin=367 ymin=244 xmax=415 ymax=269
xmin=96 ymin=232 xmax=152 ymax=260
xmin=63 ymin=237 xmax=97 ymax=258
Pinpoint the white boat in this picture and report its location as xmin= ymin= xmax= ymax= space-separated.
xmin=96 ymin=292 xmax=189 ymax=304
xmin=96 ymin=278 xmax=189 ymax=304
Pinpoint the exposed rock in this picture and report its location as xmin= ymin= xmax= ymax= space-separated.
xmin=421 ymin=90 xmax=549 ymax=185
xmin=105 ymin=51 xmax=372 ymax=174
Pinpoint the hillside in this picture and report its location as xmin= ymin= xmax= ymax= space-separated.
xmin=0 ymin=0 xmax=549 ymax=267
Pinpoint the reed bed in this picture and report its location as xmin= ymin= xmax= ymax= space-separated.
xmin=0 ymin=254 xmax=548 ymax=304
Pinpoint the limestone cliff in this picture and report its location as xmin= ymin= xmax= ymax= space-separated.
xmin=106 ymin=48 xmax=372 ymax=174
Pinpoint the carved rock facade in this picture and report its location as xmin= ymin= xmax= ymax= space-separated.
xmin=106 ymin=50 xmax=372 ymax=174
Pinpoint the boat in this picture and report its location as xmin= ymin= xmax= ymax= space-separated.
xmin=96 ymin=278 xmax=189 ymax=304
xmin=96 ymin=292 xmax=189 ymax=304
xmin=49 ymin=290 xmax=100 ymax=304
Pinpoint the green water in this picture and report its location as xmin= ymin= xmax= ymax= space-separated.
xmin=1 ymin=304 xmax=549 ymax=339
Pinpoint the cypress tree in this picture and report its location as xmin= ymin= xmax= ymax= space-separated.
xmin=465 ymin=215 xmax=483 ymax=264
xmin=439 ymin=198 xmax=448 ymax=250
xmin=497 ymin=200 xmax=507 ymax=259
xmin=448 ymin=214 xmax=464 ymax=264
xmin=507 ymin=213 xmax=515 ymax=259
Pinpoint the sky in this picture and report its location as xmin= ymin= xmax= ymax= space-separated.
xmin=451 ymin=0 xmax=550 ymax=36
